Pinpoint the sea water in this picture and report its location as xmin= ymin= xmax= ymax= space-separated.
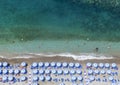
xmin=0 ymin=0 xmax=120 ymax=57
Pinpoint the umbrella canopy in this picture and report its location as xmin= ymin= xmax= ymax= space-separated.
xmin=2 ymin=76 xmax=7 ymax=81
xmin=8 ymin=76 xmax=14 ymax=81
xmin=59 ymin=83 xmax=65 ymax=85
xmin=69 ymin=63 xmax=74 ymax=68
xmin=39 ymin=69 xmax=44 ymax=75
xmin=63 ymin=70 xmax=69 ymax=75
xmin=50 ymin=62 xmax=56 ymax=67
xmin=45 ymin=70 xmax=51 ymax=74
xmin=105 ymin=63 xmax=110 ymax=68
xmin=14 ymin=69 xmax=20 ymax=74
xmin=33 ymin=76 xmax=39 ymax=82
xmin=100 ymin=70 xmax=106 ymax=74
xmin=38 ymin=62 xmax=44 ymax=67
xmin=33 ymin=83 xmax=39 ymax=85
xmin=56 ymin=62 xmax=62 ymax=68
xmin=76 ymin=70 xmax=82 ymax=75
xmin=107 ymin=70 xmax=112 ymax=75
xmin=70 ymin=70 xmax=76 ymax=75
xmin=99 ymin=63 xmax=104 ymax=68
xmin=93 ymin=63 xmax=98 ymax=68
xmin=3 ymin=62 xmax=9 ymax=67
xmin=33 ymin=69 xmax=39 ymax=75
xmin=44 ymin=62 xmax=50 ymax=68
xmin=62 ymin=62 xmax=68 ymax=68
xmin=39 ymin=76 xmax=45 ymax=81
xmin=51 ymin=69 xmax=57 ymax=74
xmin=0 ymin=62 xmax=2 ymax=67
xmin=108 ymin=76 xmax=113 ymax=81
xmin=75 ymin=63 xmax=80 ymax=68
xmin=88 ymin=70 xmax=93 ymax=75
xmin=86 ymin=62 xmax=92 ymax=67
xmin=57 ymin=70 xmax=63 ymax=75
xmin=89 ymin=76 xmax=95 ymax=81
xmin=3 ymin=69 xmax=8 ymax=74
xmin=21 ymin=62 xmax=27 ymax=67
xmin=9 ymin=69 xmax=14 ymax=74
xmin=71 ymin=76 xmax=77 ymax=81
xmin=32 ymin=62 xmax=38 ymax=68
xmin=94 ymin=70 xmax=99 ymax=74
xmin=45 ymin=76 xmax=52 ymax=81
xmin=20 ymin=76 xmax=27 ymax=81
xmin=78 ymin=76 xmax=83 ymax=81
xmin=21 ymin=69 xmax=27 ymax=74
xmin=111 ymin=63 xmax=117 ymax=68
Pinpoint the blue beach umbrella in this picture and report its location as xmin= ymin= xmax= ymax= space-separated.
xmin=56 ymin=62 xmax=62 ymax=68
xmin=63 ymin=70 xmax=69 ymax=75
xmin=69 ymin=63 xmax=74 ymax=68
xmin=39 ymin=76 xmax=45 ymax=81
xmin=32 ymin=62 xmax=38 ymax=68
xmin=8 ymin=76 xmax=14 ymax=81
xmin=75 ymin=63 xmax=80 ymax=68
xmin=20 ymin=76 xmax=27 ymax=81
xmin=62 ymin=62 xmax=68 ymax=68
xmin=3 ymin=62 xmax=9 ymax=67
xmin=44 ymin=62 xmax=50 ymax=68
xmin=39 ymin=69 xmax=44 ymax=75
xmin=21 ymin=69 xmax=27 ymax=74
xmin=33 ymin=69 xmax=39 ymax=75
xmin=2 ymin=76 xmax=7 ymax=82
xmin=38 ymin=62 xmax=44 ymax=68
xmin=3 ymin=69 xmax=8 ymax=75
xmin=99 ymin=63 xmax=104 ymax=68
xmin=33 ymin=76 xmax=39 ymax=82
xmin=50 ymin=62 xmax=56 ymax=67
xmin=9 ymin=69 xmax=14 ymax=74
xmin=14 ymin=69 xmax=20 ymax=74
xmin=21 ymin=62 xmax=27 ymax=67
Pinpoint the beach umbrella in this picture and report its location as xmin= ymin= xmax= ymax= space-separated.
xmin=105 ymin=63 xmax=110 ymax=68
xmin=3 ymin=69 xmax=8 ymax=74
xmin=0 ymin=69 xmax=2 ymax=74
xmin=86 ymin=62 xmax=92 ymax=67
xmin=44 ymin=62 xmax=50 ymax=68
xmin=39 ymin=76 xmax=45 ymax=81
xmin=33 ymin=83 xmax=39 ymax=85
xmin=69 ymin=63 xmax=75 ymax=68
xmin=50 ymin=62 xmax=56 ymax=67
xmin=94 ymin=70 xmax=99 ymax=74
xmin=51 ymin=69 xmax=57 ymax=74
xmin=71 ymin=76 xmax=77 ymax=82
xmin=99 ymin=63 xmax=104 ymax=68
xmin=78 ymin=76 xmax=83 ymax=81
xmin=75 ymin=63 xmax=80 ymax=68
xmin=111 ymin=63 xmax=117 ymax=68
xmin=62 ymin=62 xmax=68 ymax=68
xmin=20 ymin=76 xmax=27 ymax=81
xmin=21 ymin=62 xmax=27 ymax=67
xmin=107 ymin=70 xmax=112 ymax=75
xmin=38 ymin=62 xmax=44 ymax=68
xmin=2 ymin=76 xmax=7 ymax=82
xmin=89 ymin=76 xmax=95 ymax=81
xmin=93 ymin=63 xmax=98 ymax=68
xmin=0 ymin=62 xmax=2 ymax=67
xmin=33 ymin=76 xmax=39 ymax=82
xmin=100 ymin=70 xmax=106 ymax=74
xmin=45 ymin=69 xmax=51 ymax=74
xmin=76 ymin=70 xmax=82 ymax=75
xmin=39 ymin=69 xmax=44 ymax=75
xmin=3 ymin=62 xmax=9 ymax=67
xmin=9 ymin=69 xmax=14 ymax=74
xmin=14 ymin=69 xmax=20 ymax=74
xmin=33 ymin=69 xmax=39 ymax=75
xmin=63 ymin=70 xmax=69 ymax=75
xmin=56 ymin=62 xmax=62 ymax=68
xmin=59 ymin=83 xmax=65 ymax=85
xmin=57 ymin=69 xmax=63 ymax=75
xmin=45 ymin=76 xmax=52 ymax=81
xmin=32 ymin=62 xmax=38 ymax=68
xmin=88 ymin=70 xmax=93 ymax=75
xmin=21 ymin=69 xmax=27 ymax=74
xmin=108 ymin=76 xmax=113 ymax=81
xmin=70 ymin=70 xmax=76 ymax=75
xmin=8 ymin=76 xmax=14 ymax=81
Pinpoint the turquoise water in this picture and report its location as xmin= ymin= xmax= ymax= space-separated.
xmin=0 ymin=0 xmax=120 ymax=55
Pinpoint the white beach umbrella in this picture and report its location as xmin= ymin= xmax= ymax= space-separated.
xmin=62 ymin=62 xmax=68 ymax=68
xmin=94 ymin=70 xmax=99 ymax=74
xmin=70 ymin=70 xmax=76 ymax=75
xmin=44 ymin=62 xmax=50 ymax=68
xmin=93 ymin=63 xmax=98 ymax=68
xmin=99 ymin=63 xmax=104 ymax=68
xmin=39 ymin=76 xmax=45 ymax=81
xmin=50 ymin=62 xmax=56 ymax=67
xmin=63 ymin=70 xmax=69 ymax=75
xmin=89 ymin=76 xmax=95 ymax=81
xmin=20 ymin=76 xmax=27 ymax=81
xmin=105 ymin=63 xmax=110 ymax=68
xmin=69 ymin=63 xmax=75 ymax=68
xmin=3 ymin=69 xmax=8 ymax=74
xmin=107 ymin=70 xmax=112 ymax=75
xmin=75 ymin=63 xmax=80 ymax=68
xmin=71 ymin=76 xmax=77 ymax=82
xmin=33 ymin=69 xmax=39 ymax=75
xmin=21 ymin=62 xmax=27 ymax=67
xmin=2 ymin=76 xmax=7 ymax=81
xmin=88 ymin=70 xmax=93 ymax=75
xmin=76 ymin=70 xmax=82 ymax=75
xmin=8 ymin=76 xmax=14 ymax=81
xmin=86 ymin=62 xmax=92 ymax=67
xmin=51 ymin=69 xmax=57 ymax=74
xmin=14 ymin=69 xmax=20 ymax=74
xmin=3 ymin=62 xmax=9 ymax=67
xmin=39 ymin=69 xmax=44 ymax=75
xmin=38 ymin=62 xmax=44 ymax=67
xmin=9 ymin=69 xmax=14 ymax=74
xmin=45 ymin=69 xmax=51 ymax=74
xmin=78 ymin=76 xmax=83 ymax=81
xmin=57 ymin=69 xmax=63 ymax=75
xmin=111 ymin=63 xmax=117 ymax=68
xmin=21 ymin=69 xmax=27 ymax=74
xmin=33 ymin=76 xmax=39 ymax=82
xmin=32 ymin=62 xmax=38 ymax=68
xmin=108 ymin=76 xmax=113 ymax=81
xmin=56 ymin=62 xmax=62 ymax=68
xmin=45 ymin=76 xmax=51 ymax=81
xmin=100 ymin=70 xmax=106 ymax=74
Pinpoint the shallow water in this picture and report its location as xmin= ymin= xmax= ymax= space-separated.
xmin=0 ymin=0 xmax=120 ymax=55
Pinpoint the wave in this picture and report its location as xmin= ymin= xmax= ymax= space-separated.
xmin=0 ymin=52 xmax=113 ymax=60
